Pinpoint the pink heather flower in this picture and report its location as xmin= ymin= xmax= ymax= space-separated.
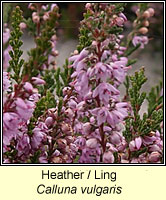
xmin=149 ymin=144 xmax=162 ymax=153
xmin=119 ymin=13 xmax=127 ymax=21
xmin=135 ymin=137 xmax=142 ymax=150
xmin=3 ymin=112 xmax=20 ymax=145
xmin=82 ymin=122 xmax=91 ymax=134
xmin=74 ymin=71 xmax=89 ymax=96
xmin=43 ymin=12 xmax=50 ymax=21
xmin=143 ymin=135 xmax=156 ymax=145
xmin=90 ymin=107 xmax=120 ymax=126
xmin=45 ymin=117 xmax=54 ymax=127
xmin=16 ymin=134 xmax=31 ymax=156
xmin=132 ymin=36 xmax=148 ymax=49
xmin=148 ymin=152 xmax=161 ymax=163
xmin=15 ymin=98 xmax=34 ymax=120
xmin=31 ymin=128 xmax=47 ymax=149
xmin=39 ymin=155 xmax=48 ymax=163
xmin=86 ymin=138 xmax=98 ymax=149
xmin=42 ymin=4 xmax=49 ymax=10
xmin=85 ymin=3 xmax=91 ymax=10
xmin=75 ymin=136 xmax=86 ymax=148
xmin=31 ymin=77 xmax=46 ymax=85
xmin=3 ymin=72 xmax=11 ymax=92
xmin=91 ymin=106 xmax=125 ymax=127
xmin=103 ymin=151 xmax=114 ymax=163
xmin=51 ymin=3 xmax=58 ymax=11
xmin=93 ymin=82 xmax=120 ymax=104
xmin=101 ymin=50 xmax=111 ymax=61
xmin=111 ymin=57 xmax=129 ymax=84
xmin=65 ymin=108 xmax=74 ymax=118
xmin=3 ymin=28 xmax=10 ymax=44
xmin=23 ymin=82 xmax=33 ymax=93
xmin=69 ymin=48 xmax=88 ymax=69
xmin=110 ymin=131 xmax=123 ymax=145
xmin=19 ymin=22 xmax=27 ymax=30
xmin=129 ymin=137 xmax=142 ymax=151
xmin=129 ymin=140 xmax=136 ymax=151
xmin=116 ymin=17 xmax=124 ymax=26
xmin=32 ymin=15 xmax=40 ymax=23
xmin=87 ymin=62 xmax=111 ymax=81
xmin=3 ymin=45 xmax=12 ymax=69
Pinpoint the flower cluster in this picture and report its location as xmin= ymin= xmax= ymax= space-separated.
xmin=66 ymin=3 xmax=131 ymax=163
xmin=2 ymin=3 xmax=163 ymax=164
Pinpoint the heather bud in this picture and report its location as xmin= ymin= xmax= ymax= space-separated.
xmin=133 ymin=20 xmax=137 ymax=27
xmin=52 ymin=156 xmax=62 ymax=163
xmin=147 ymin=8 xmax=155 ymax=17
xmin=51 ymin=35 xmax=57 ymax=41
xmin=149 ymin=151 xmax=160 ymax=162
xmin=74 ymin=50 xmax=79 ymax=55
xmin=32 ymin=15 xmax=40 ymax=23
xmin=103 ymin=151 xmax=114 ymax=163
xmin=23 ymin=82 xmax=33 ymax=93
xmin=31 ymin=77 xmax=45 ymax=85
xmin=19 ymin=22 xmax=27 ymax=30
xmin=65 ymin=108 xmax=74 ymax=118
xmin=57 ymin=139 xmax=67 ymax=149
xmin=83 ymin=122 xmax=91 ymax=134
xmin=45 ymin=117 xmax=54 ymax=127
xmin=139 ymin=27 xmax=148 ymax=34
xmin=43 ymin=12 xmax=49 ymax=21
xmin=142 ymin=20 xmax=149 ymax=27
xmin=142 ymin=10 xmax=150 ymax=18
xmin=110 ymin=132 xmax=122 ymax=145
xmin=116 ymin=17 xmax=124 ymax=26
xmin=136 ymin=9 xmax=140 ymax=17
xmin=85 ymin=3 xmax=91 ymax=10
xmin=61 ymin=123 xmax=70 ymax=133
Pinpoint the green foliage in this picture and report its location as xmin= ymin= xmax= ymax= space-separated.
xmin=124 ymin=44 xmax=141 ymax=57
xmin=8 ymin=6 xmax=24 ymax=83
xmin=146 ymin=81 xmax=163 ymax=117
xmin=126 ymin=59 xmax=137 ymax=67
xmin=77 ymin=25 xmax=92 ymax=52
xmin=55 ymin=59 xmax=73 ymax=97
xmin=129 ymin=68 xmax=147 ymax=116
xmin=123 ymin=68 xmax=163 ymax=142
xmin=23 ymin=5 xmax=60 ymax=79
xmin=30 ymin=150 xmax=41 ymax=163
xmin=114 ymin=3 xmax=127 ymax=13
xmin=130 ymin=147 xmax=148 ymax=158
xmin=33 ymin=90 xmax=56 ymax=119
xmin=27 ymin=90 xmax=56 ymax=136
xmin=139 ymin=3 xmax=148 ymax=12
xmin=3 ymin=3 xmax=12 ymax=24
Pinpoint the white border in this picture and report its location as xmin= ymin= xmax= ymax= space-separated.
xmin=1 ymin=1 xmax=165 ymax=166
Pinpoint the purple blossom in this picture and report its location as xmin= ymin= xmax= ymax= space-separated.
xmin=31 ymin=128 xmax=47 ymax=149
xmin=15 ymin=98 xmax=34 ymax=120
xmin=31 ymin=77 xmax=46 ymax=85
xmin=132 ymin=36 xmax=148 ymax=49
xmin=3 ymin=72 xmax=11 ymax=92
xmin=3 ymin=112 xmax=20 ymax=145
xmin=93 ymin=82 xmax=120 ymax=104
xmin=69 ymin=48 xmax=89 ymax=69
xmin=3 ymin=28 xmax=10 ymax=44
xmin=87 ymin=62 xmax=112 ymax=81
xmin=16 ymin=134 xmax=31 ymax=157
xmin=103 ymin=151 xmax=114 ymax=163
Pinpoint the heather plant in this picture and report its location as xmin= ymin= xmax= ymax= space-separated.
xmin=2 ymin=3 xmax=163 ymax=164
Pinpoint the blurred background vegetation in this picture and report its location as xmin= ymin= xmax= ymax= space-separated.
xmin=3 ymin=2 xmax=163 ymax=54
